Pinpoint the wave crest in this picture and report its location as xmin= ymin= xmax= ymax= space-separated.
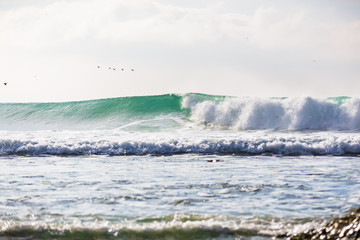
xmin=1 ymin=94 xmax=359 ymax=131
xmin=183 ymin=96 xmax=360 ymax=131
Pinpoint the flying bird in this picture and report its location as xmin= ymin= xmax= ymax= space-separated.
xmin=97 ymin=66 xmax=100 ymax=68
xmin=3 ymin=83 xmax=7 ymax=86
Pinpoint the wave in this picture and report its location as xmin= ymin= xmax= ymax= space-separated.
xmin=183 ymin=95 xmax=360 ymax=131
xmin=0 ymin=213 xmax=323 ymax=240
xmin=0 ymin=93 xmax=359 ymax=131
xmin=0 ymin=94 xmax=187 ymax=130
xmin=1 ymin=133 xmax=360 ymax=156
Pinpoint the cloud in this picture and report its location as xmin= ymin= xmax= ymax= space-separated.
xmin=2 ymin=0 xmax=358 ymax=59
xmin=0 ymin=0 xmax=359 ymax=101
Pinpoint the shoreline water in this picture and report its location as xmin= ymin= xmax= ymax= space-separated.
xmin=1 ymin=208 xmax=359 ymax=239
xmin=1 ymin=155 xmax=359 ymax=240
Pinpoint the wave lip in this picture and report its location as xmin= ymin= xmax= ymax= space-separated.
xmin=1 ymin=135 xmax=360 ymax=156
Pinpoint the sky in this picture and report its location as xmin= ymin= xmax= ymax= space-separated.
xmin=0 ymin=0 xmax=359 ymax=102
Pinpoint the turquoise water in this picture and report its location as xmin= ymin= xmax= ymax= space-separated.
xmin=1 ymin=93 xmax=360 ymax=239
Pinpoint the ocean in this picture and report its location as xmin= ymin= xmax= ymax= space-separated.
xmin=0 ymin=93 xmax=360 ymax=239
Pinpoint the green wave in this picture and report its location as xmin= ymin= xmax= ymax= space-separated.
xmin=0 ymin=94 xmax=183 ymax=120
xmin=0 ymin=93 xmax=229 ymax=130
xmin=0 ymin=93 xmax=354 ymax=131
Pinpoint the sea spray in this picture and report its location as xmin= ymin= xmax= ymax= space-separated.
xmin=183 ymin=95 xmax=360 ymax=131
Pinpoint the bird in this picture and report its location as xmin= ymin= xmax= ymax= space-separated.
xmin=131 ymin=69 xmax=134 ymax=71
xmin=113 ymin=68 xmax=116 ymax=71
xmin=97 ymin=66 xmax=100 ymax=68
xmin=207 ymin=159 xmax=220 ymax=162
xmin=121 ymin=68 xmax=124 ymax=71
xmin=3 ymin=83 xmax=7 ymax=86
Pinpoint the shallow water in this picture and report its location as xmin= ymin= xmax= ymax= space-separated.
xmin=1 ymin=155 xmax=359 ymax=239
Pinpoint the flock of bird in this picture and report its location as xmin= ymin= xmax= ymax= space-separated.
xmin=97 ymin=66 xmax=134 ymax=71
xmin=2 ymin=66 xmax=135 ymax=87
xmin=1 ymin=65 xmax=135 ymax=87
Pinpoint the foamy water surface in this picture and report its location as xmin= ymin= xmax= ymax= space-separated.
xmin=1 ymin=155 xmax=359 ymax=239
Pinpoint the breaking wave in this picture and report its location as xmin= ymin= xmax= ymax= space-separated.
xmin=183 ymin=95 xmax=360 ymax=131
xmin=0 ymin=93 xmax=359 ymax=131
xmin=1 ymin=132 xmax=360 ymax=156
xmin=1 ymin=93 xmax=360 ymax=156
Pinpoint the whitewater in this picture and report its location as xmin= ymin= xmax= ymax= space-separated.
xmin=1 ymin=93 xmax=360 ymax=156
xmin=1 ymin=93 xmax=360 ymax=239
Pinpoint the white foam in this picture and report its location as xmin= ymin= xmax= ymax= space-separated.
xmin=183 ymin=96 xmax=360 ymax=131
xmin=0 ymin=213 xmax=324 ymax=237
xmin=1 ymin=130 xmax=359 ymax=156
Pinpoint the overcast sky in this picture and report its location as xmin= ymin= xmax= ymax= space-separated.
xmin=0 ymin=0 xmax=359 ymax=102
